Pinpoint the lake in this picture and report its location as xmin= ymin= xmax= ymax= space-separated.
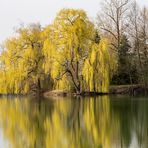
xmin=0 ymin=95 xmax=147 ymax=148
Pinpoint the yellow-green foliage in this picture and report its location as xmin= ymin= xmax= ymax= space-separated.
xmin=0 ymin=9 xmax=117 ymax=94
xmin=0 ymin=24 xmax=44 ymax=94
xmin=50 ymin=9 xmax=95 ymax=90
xmin=0 ymin=96 xmax=115 ymax=148
xmin=82 ymin=39 xmax=116 ymax=93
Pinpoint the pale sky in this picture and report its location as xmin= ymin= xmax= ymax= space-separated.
xmin=0 ymin=0 xmax=148 ymax=44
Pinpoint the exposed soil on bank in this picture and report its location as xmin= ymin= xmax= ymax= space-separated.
xmin=43 ymin=90 xmax=109 ymax=98
xmin=42 ymin=85 xmax=148 ymax=98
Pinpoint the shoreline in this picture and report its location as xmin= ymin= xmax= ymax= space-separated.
xmin=0 ymin=84 xmax=147 ymax=98
xmin=43 ymin=84 xmax=148 ymax=98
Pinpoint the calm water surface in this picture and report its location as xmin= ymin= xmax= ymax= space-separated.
xmin=0 ymin=95 xmax=148 ymax=148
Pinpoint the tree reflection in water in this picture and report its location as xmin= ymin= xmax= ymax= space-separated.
xmin=0 ymin=96 xmax=148 ymax=148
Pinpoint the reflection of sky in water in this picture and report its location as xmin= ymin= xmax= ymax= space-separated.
xmin=0 ymin=128 xmax=9 ymax=148
xmin=129 ymin=132 xmax=139 ymax=148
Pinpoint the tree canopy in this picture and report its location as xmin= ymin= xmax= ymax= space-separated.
xmin=0 ymin=9 xmax=117 ymax=94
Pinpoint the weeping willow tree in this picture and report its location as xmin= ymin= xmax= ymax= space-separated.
xmin=0 ymin=9 xmax=117 ymax=94
xmin=43 ymin=9 xmax=96 ymax=93
xmin=43 ymin=9 xmax=117 ymax=94
xmin=0 ymin=24 xmax=44 ymax=94
xmin=82 ymin=39 xmax=117 ymax=93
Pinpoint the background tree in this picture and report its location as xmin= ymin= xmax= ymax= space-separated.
xmin=96 ymin=0 xmax=148 ymax=85
xmin=111 ymin=34 xmax=138 ymax=84
xmin=97 ymin=0 xmax=130 ymax=52
xmin=128 ymin=2 xmax=148 ymax=86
